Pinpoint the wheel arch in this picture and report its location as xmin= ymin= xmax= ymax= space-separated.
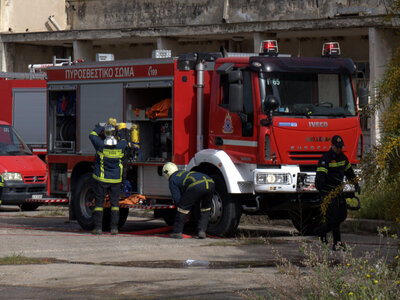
xmin=187 ymin=149 xmax=249 ymax=193
xmin=70 ymin=161 xmax=93 ymax=196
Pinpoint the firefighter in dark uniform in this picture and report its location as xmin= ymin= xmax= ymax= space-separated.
xmin=0 ymin=174 xmax=4 ymax=206
xmin=89 ymin=120 xmax=128 ymax=235
xmin=162 ymin=162 xmax=215 ymax=239
xmin=314 ymin=135 xmax=359 ymax=250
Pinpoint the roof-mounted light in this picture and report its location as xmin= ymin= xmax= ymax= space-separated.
xmin=260 ymin=40 xmax=278 ymax=56
xmin=322 ymin=42 xmax=340 ymax=57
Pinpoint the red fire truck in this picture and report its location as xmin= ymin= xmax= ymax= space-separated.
xmin=44 ymin=41 xmax=367 ymax=236
xmin=0 ymin=73 xmax=47 ymax=159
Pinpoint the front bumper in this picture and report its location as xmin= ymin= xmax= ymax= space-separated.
xmin=1 ymin=182 xmax=47 ymax=205
xmin=253 ymin=165 xmax=359 ymax=194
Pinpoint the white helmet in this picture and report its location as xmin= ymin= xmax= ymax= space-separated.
xmin=162 ymin=162 xmax=178 ymax=179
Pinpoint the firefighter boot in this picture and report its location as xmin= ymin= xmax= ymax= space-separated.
xmin=197 ymin=210 xmax=211 ymax=239
xmin=110 ymin=207 xmax=119 ymax=235
xmin=171 ymin=212 xmax=186 ymax=239
xmin=92 ymin=209 xmax=103 ymax=235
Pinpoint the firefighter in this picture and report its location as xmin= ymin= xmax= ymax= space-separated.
xmin=314 ymin=135 xmax=359 ymax=250
xmin=162 ymin=162 xmax=215 ymax=239
xmin=0 ymin=174 xmax=4 ymax=206
xmin=89 ymin=119 xmax=128 ymax=235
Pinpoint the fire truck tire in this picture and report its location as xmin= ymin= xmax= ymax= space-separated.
xmin=207 ymin=174 xmax=241 ymax=237
xmin=73 ymin=173 xmax=95 ymax=230
xmin=73 ymin=173 xmax=130 ymax=231
xmin=101 ymin=207 xmax=129 ymax=230
xmin=154 ymin=209 xmax=176 ymax=226
xmin=290 ymin=206 xmax=322 ymax=236
xmin=19 ymin=203 xmax=40 ymax=211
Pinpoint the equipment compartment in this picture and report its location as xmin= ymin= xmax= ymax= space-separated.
xmin=125 ymin=86 xmax=173 ymax=163
xmin=48 ymin=88 xmax=77 ymax=153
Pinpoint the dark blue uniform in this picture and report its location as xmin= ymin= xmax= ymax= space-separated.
xmin=89 ymin=125 xmax=128 ymax=183
xmin=168 ymin=170 xmax=215 ymax=237
xmin=89 ymin=125 xmax=128 ymax=233
xmin=315 ymin=148 xmax=356 ymax=249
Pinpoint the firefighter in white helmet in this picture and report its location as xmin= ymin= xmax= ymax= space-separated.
xmin=89 ymin=118 xmax=128 ymax=235
xmin=162 ymin=162 xmax=215 ymax=239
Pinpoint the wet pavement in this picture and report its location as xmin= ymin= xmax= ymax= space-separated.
xmin=0 ymin=205 xmax=397 ymax=299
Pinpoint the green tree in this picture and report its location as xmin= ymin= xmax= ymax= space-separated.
xmin=360 ymin=0 xmax=400 ymax=223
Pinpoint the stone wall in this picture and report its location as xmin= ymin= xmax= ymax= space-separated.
xmin=68 ymin=0 xmax=388 ymax=30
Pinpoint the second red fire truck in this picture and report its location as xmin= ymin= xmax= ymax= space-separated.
xmin=44 ymin=41 xmax=367 ymax=236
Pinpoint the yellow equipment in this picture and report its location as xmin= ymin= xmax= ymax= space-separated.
xmin=108 ymin=117 xmax=117 ymax=126
xmin=131 ymin=123 xmax=140 ymax=147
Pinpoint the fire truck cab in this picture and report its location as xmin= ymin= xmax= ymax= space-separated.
xmin=45 ymin=42 xmax=366 ymax=236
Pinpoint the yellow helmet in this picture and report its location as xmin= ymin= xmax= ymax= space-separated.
xmin=108 ymin=118 xmax=117 ymax=126
xmin=118 ymin=122 xmax=127 ymax=130
xmin=162 ymin=162 xmax=178 ymax=179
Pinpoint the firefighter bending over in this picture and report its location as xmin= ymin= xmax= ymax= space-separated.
xmin=162 ymin=162 xmax=215 ymax=239
xmin=314 ymin=135 xmax=359 ymax=250
xmin=89 ymin=119 xmax=128 ymax=235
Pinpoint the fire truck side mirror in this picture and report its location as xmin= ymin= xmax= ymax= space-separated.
xmin=263 ymin=95 xmax=280 ymax=112
xmin=228 ymin=70 xmax=244 ymax=113
xmin=357 ymin=87 xmax=369 ymax=108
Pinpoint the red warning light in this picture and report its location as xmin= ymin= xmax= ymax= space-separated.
xmin=322 ymin=42 xmax=340 ymax=57
xmin=261 ymin=40 xmax=278 ymax=56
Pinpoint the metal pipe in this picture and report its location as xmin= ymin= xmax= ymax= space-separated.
xmin=196 ymin=58 xmax=205 ymax=152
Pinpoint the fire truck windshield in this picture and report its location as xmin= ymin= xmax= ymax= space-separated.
xmin=259 ymin=72 xmax=356 ymax=117
xmin=0 ymin=125 xmax=32 ymax=156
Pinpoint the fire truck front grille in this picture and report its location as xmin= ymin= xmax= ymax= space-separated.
xmin=289 ymin=151 xmax=325 ymax=161
xmin=23 ymin=176 xmax=46 ymax=184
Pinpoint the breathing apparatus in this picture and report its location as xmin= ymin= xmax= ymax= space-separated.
xmin=104 ymin=119 xmax=118 ymax=146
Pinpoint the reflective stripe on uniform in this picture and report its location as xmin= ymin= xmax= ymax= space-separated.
xmin=187 ymin=177 xmax=214 ymax=190
xmin=176 ymin=171 xmax=186 ymax=177
xmin=0 ymin=182 xmax=4 ymax=187
xmin=90 ymin=131 xmax=98 ymax=136
xmin=111 ymin=206 xmax=119 ymax=211
xmin=182 ymin=171 xmax=196 ymax=187
xmin=317 ymin=167 xmax=328 ymax=173
xmin=345 ymin=163 xmax=352 ymax=171
xmin=101 ymin=149 xmax=124 ymax=159
xmin=328 ymin=161 xmax=346 ymax=168
xmin=94 ymin=207 xmax=103 ymax=211
xmin=92 ymin=174 xmax=122 ymax=183
xmin=177 ymin=207 xmax=190 ymax=214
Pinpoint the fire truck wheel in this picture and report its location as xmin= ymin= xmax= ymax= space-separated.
xmin=101 ymin=207 xmax=129 ymax=230
xmin=290 ymin=206 xmax=322 ymax=236
xmin=19 ymin=203 xmax=40 ymax=211
xmin=154 ymin=209 xmax=176 ymax=226
xmin=73 ymin=173 xmax=95 ymax=230
xmin=207 ymin=174 xmax=241 ymax=237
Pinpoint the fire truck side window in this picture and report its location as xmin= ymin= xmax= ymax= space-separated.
xmin=219 ymin=71 xmax=253 ymax=137
xmin=242 ymin=71 xmax=253 ymax=137
xmin=219 ymin=74 xmax=230 ymax=108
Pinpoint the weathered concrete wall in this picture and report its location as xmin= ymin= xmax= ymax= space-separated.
xmin=0 ymin=0 xmax=67 ymax=33
xmin=68 ymin=0 xmax=388 ymax=30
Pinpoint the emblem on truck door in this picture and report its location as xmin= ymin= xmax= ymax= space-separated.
xmin=222 ymin=113 xmax=234 ymax=134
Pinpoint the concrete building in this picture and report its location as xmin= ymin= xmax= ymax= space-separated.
xmin=0 ymin=0 xmax=399 ymax=147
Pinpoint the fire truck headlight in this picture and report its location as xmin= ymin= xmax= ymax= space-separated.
xmin=2 ymin=172 xmax=23 ymax=182
xmin=256 ymin=173 xmax=291 ymax=185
